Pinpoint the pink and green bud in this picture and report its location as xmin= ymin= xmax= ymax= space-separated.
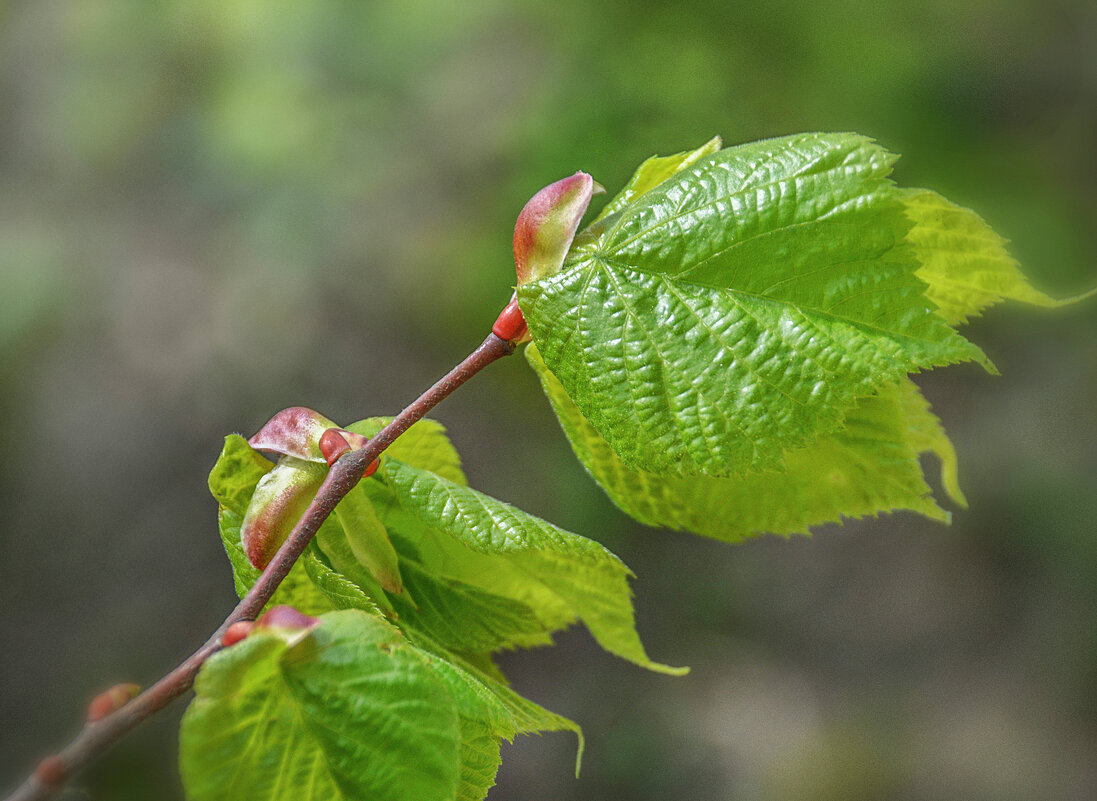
xmin=249 ymin=407 xmax=369 ymax=463
xmin=240 ymin=456 xmax=327 ymax=569
xmin=255 ymin=605 xmax=320 ymax=632
xmin=513 ymin=172 xmax=603 ymax=284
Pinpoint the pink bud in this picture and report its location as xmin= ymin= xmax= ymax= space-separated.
xmin=513 ymin=172 xmax=603 ymax=284
xmin=249 ymin=407 xmax=339 ymax=462
xmin=249 ymin=408 xmax=371 ymax=464
xmin=255 ymin=605 xmax=320 ymax=631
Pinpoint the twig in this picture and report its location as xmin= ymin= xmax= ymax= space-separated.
xmin=4 ymin=332 xmax=516 ymax=801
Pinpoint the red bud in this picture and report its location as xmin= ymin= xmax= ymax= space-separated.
xmin=221 ymin=621 xmax=254 ymax=647
xmin=35 ymin=756 xmax=67 ymax=787
xmin=319 ymin=428 xmax=351 ymax=465
xmin=492 ymin=295 xmax=529 ymax=343
xmin=86 ymin=683 xmax=141 ymax=723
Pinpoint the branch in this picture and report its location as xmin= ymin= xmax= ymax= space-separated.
xmin=4 ymin=332 xmax=516 ymax=801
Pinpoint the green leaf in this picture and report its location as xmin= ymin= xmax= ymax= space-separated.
xmin=313 ymin=514 xmax=398 ymax=616
xmin=182 ymin=610 xmax=584 ymax=801
xmin=334 ymin=481 xmax=404 ymax=594
xmin=527 ymin=343 xmax=961 ymax=540
xmin=180 ymin=610 xmax=462 ymax=801
xmin=299 ymin=541 xmax=386 ymax=616
xmin=519 ymin=133 xmax=988 ymax=477
xmin=455 ymin=723 xmax=504 ymax=801
xmin=903 ymin=188 xmax=1095 ymax=325
xmin=410 ymin=632 xmax=584 ymax=775
xmin=364 ymin=481 xmax=576 ymax=636
xmin=895 ymin=375 xmax=966 ymax=508
xmin=393 ymin=559 xmax=555 ymax=653
xmin=380 ymin=458 xmax=686 ymax=675
xmin=346 ymin=417 xmax=467 ymax=485
xmin=209 ymin=434 xmax=274 ymax=515
xmin=591 ymin=135 xmax=722 ymax=224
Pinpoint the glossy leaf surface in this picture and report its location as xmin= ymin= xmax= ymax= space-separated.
xmin=519 ymin=133 xmax=987 ymax=477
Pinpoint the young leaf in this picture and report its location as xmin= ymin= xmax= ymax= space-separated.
xmin=208 ymin=434 xmax=273 ymax=515
xmin=299 ymin=541 xmax=386 ymax=616
xmin=590 ymin=135 xmax=722 ymax=224
xmin=365 ymin=479 xmax=579 ymax=640
xmin=379 ymin=457 xmax=686 ymax=675
xmin=180 ymin=611 xmax=462 ymax=801
xmin=313 ymin=513 xmax=398 ymax=615
xmin=409 ymin=631 xmax=584 ymax=774
xmin=527 ymin=343 xmax=960 ymax=539
xmin=392 ymin=559 xmax=556 ymax=653
xmin=904 ymin=188 xmax=1093 ymax=325
xmin=518 ymin=133 xmax=989 ymax=478
xmin=333 ymin=482 xmax=404 ymax=594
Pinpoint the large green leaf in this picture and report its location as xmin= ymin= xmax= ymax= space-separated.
xmin=518 ymin=133 xmax=988 ymax=478
xmin=379 ymin=458 xmax=685 ymax=675
xmin=904 ymin=188 xmax=1092 ymax=324
xmin=181 ymin=610 xmax=582 ymax=801
xmin=180 ymin=611 xmax=462 ymax=801
xmin=527 ymin=343 xmax=963 ymax=539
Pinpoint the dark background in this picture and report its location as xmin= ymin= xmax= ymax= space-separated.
xmin=1 ymin=1 xmax=1095 ymax=799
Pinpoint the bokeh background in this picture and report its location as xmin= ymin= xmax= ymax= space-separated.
xmin=2 ymin=1 xmax=1095 ymax=799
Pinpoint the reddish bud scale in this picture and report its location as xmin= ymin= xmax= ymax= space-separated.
xmin=86 ymin=683 xmax=141 ymax=723
xmin=320 ymin=427 xmax=379 ymax=475
xmin=221 ymin=621 xmax=254 ymax=647
xmin=492 ymin=298 xmax=529 ymax=343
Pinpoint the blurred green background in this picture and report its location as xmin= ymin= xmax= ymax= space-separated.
xmin=1 ymin=0 xmax=1094 ymax=799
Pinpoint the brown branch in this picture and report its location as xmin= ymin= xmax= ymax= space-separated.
xmin=4 ymin=332 xmax=516 ymax=801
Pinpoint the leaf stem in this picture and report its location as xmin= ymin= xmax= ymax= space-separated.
xmin=3 ymin=332 xmax=516 ymax=801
